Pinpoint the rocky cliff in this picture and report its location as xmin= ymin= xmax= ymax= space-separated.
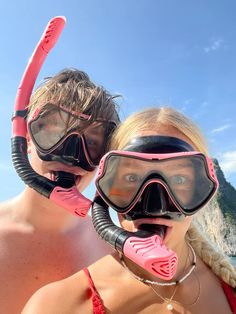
xmin=214 ymin=159 xmax=236 ymax=226
xmin=195 ymin=159 xmax=236 ymax=255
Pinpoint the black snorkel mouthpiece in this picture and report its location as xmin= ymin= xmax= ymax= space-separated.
xmin=54 ymin=172 xmax=76 ymax=188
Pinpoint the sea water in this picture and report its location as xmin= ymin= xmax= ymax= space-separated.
xmin=230 ymin=256 xmax=236 ymax=266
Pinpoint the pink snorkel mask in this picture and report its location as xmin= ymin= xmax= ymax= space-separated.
xmin=11 ymin=17 xmax=92 ymax=217
xmin=92 ymin=136 xmax=219 ymax=280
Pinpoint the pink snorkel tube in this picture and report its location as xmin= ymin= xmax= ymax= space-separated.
xmin=11 ymin=16 xmax=91 ymax=217
xmin=92 ymin=196 xmax=177 ymax=280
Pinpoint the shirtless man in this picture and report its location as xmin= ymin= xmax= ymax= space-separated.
xmin=0 ymin=68 xmax=119 ymax=313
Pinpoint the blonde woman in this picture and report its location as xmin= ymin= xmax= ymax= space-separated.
xmin=22 ymin=107 xmax=236 ymax=313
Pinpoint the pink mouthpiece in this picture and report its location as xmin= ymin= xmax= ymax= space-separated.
xmin=50 ymin=186 xmax=91 ymax=217
xmin=123 ymin=234 xmax=178 ymax=280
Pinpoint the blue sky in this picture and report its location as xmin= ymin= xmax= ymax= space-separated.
xmin=0 ymin=0 xmax=236 ymax=204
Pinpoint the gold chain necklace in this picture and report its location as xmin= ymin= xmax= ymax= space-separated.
xmin=148 ymin=243 xmax=191 ymax=311
xmin=120 ymin=243 xmax=199 ymax=312
xmin=149 ymin=268 xmax=201 ymax=311
xmin=120 ymin=242 xmax=196 ymax=286
xmin=149 ymin=284 xmax=178 ymax=311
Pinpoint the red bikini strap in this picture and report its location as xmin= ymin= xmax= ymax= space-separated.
xmin=83 ymin=268 xmax=106 ymax=314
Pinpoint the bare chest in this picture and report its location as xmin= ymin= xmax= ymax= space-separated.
xmin=0 ymin=231 xmax=94 ymax=313
xmin=108 ymin=295 xmax=233 ymax=314
xmin=102 ymin=276 xmax=233 ymax=314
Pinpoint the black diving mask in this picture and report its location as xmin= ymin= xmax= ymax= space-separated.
xmin=28 ymin=104 xmax=117 ymax=171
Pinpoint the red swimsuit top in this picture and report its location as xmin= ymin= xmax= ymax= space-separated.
xmin=221 ymin=281 xmax=236 ymax=313
xmin=83 ymin=268 xmax=236 ymax=314
xmin=83 ymin=268 xmax=106 ymax=314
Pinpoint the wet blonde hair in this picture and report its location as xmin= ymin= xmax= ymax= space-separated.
xmin=187 ymin=225 xmax=236 ymax=287
xmin=110 ymin=107 xmax=208 ymax=155
xmin=110 ymin=107 xmax=236 ymax=288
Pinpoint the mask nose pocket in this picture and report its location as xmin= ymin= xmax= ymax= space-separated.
xmin=142 ymin=183 xmax=168 ymax=215
xmin=57 ymin=134 xmax=82 ymax=162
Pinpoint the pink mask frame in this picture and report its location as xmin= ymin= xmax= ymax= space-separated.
xmin=96 ymin=150 xmax=219 ymax=216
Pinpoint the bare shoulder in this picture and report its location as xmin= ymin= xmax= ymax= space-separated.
xmin=0 ymin=199 xmax=17 ymax=236
xmin=0 ymin=198 xmax=14 ymax=218
xmin=21 ymin=281 xmax=62 ymax=314
xmin=0 ymin=195 xmax=22 ymax=225
xmin=0 ymin=197 xmax=28 ymax=237
xmin=22 ymin=270 xmax=92 ymax=314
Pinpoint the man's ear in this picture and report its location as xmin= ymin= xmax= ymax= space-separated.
xmin=26 ymin=133 xmax=31 ymax=154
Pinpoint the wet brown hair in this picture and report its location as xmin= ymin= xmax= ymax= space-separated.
xmin=27 ymin=68 xmax=120 ymax=126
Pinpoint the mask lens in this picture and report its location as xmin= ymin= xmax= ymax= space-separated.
xmin=172 ymin=156 xmax=214 ymax=213
xmin=99 ymin=155 xmax=142 ymax=210
xmin=83 ymin=121 xmax=116 ymax=165
xmin=97 ymin=153 xmax=216 ymax=214
xmin=29 ymin=109 xmax=85 ymax=150
xmin=29 ymin=107 xmax=116 ymax=166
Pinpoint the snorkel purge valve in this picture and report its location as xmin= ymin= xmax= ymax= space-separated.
xmin=92 ymin=136 xmax=219 ymax=280
xmin=11 ymin=16 xmax=91 ymax=217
